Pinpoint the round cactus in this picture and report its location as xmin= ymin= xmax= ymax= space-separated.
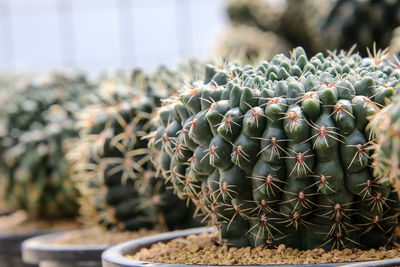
xmin=150 ymin=47 xmax=400 ymax=250
xmin=0 ymin=72 xmax=94 ymax=219
xmin=69 ymin=67 xmax=202 ymax=231
xmin=370 ymin=89 xmax=400 ymax=197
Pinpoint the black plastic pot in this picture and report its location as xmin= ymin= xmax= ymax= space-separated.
xmin=340 ymin=259 xmax=400 ymax=267
xmin=101 ymin=227 xmax=400 ymax=267
xmin=22 ymin=230 xmax=110 ymax=267
xmin=0 ymin=230 xmax=49 ymax=267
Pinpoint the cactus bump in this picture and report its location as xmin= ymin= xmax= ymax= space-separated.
xmin=150 ymin=47 xmax=400 ymax=250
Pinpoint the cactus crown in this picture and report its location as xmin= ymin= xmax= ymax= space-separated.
xmin=151 ymin=47 xmax=400 ymax=250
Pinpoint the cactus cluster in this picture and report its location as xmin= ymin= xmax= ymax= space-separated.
xmin=0 ymin=73 xmax=94 ymax=219
xmin=223 ymin=0 xmax=400 ymax=58
xmin=150 ymin=47 xmax=400 ymax=250
xmin=69 ymin=68 xmax=201 ymax=231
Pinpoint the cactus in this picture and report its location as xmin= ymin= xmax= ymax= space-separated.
xmin=0 ymin=73 xmax=94 ymax=219
xmin=224 ymin=0 xmax=400 ymax=57
xmin=226 ymin=0 xmax=284 ymax=33
xmin=69 ymin=67 xmax=202 ymax=231
xmin=370 ymin=90 xmax=400 ymax=197
xmin=224 ymin=0 xmax=333 ymax=56
xmin=323 ymin=0 xmax=400 ymax=56
xmin=150 ymin=47 xmax=400 ymax=250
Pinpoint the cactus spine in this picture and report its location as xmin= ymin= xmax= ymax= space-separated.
xmin=151 ymin=47 xmax=400 ymax=250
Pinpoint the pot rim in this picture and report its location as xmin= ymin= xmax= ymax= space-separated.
xmin=22 ymin=230 xmax=109 ymax=264
xmin=103 ymin=227 xmax=393 ymax=267
xmin=22 ymin=230 xmax=110 ymax=251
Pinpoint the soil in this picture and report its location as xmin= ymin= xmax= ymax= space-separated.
xmin=129 ymin=232 xmax=400 ymax=265
xmin=49 ymin=226 xmax=158 ymax=246
xmin=0 ymin=210 xmax=80 ymax=234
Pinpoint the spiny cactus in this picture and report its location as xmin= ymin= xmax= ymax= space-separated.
xmin=0 ymin=73 xmax=94 ymax=219
xmin=370 ymin=89 xmax=400 ymax=197
xmin=150 ymin=47 xmax=400 ymax=250
xmin=69 ymin=68 xmax=202 ymax=231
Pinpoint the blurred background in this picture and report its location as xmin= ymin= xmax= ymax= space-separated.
xmin=0 ymin=0 xmax=228 ymax=73
xmin=1 ymin=0 xmax=400 ymax=74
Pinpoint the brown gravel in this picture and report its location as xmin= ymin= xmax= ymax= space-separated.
xmin=0 ymin=210 xmax=79 ymax=234
xmin=129 ymin=232 xmax=400 ymax=265
xmin=49 ymin=226 xmax=158 ymax=246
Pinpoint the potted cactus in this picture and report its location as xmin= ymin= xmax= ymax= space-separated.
xmin=22 ymin=66 xmax=204 ymax=267
xmin=0 ymin=72 xmax=95 ymax=267
xmin=102 ymin=47 xmax=400 ymax=266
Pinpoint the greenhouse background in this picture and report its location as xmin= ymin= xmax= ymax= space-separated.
xmin=2 ymin=0 xmax=400 ymax=266
xmin=0 ymin=0 xmax=227 ymax=72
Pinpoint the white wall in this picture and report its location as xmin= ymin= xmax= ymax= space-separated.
xmin=0 ymin=0 xmax=228 ymax=73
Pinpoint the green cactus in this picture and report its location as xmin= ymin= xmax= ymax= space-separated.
xmin=150 ymin=47 xmax=400 ymax=250
xmin=370 ymin=90 xmax=400 ymax=198
xmin=69 ymin=68 xmax=202 ymax=231
xmin=0 ymin=72 xmax=94 ymax=219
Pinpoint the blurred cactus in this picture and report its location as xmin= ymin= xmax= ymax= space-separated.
xmin=69 ymin=65 xmax=203 ymax=231
xmin=389 ymin=26 xmax=400 ymax=57
xmin=215 ymin=25 xmax=291 ymax=62
xmin=150 ymin=47 xmax=400 ymax=250
xmin=370 ymin=89 xmax=400 ymax=198
xmin=0 ymin=72 xmax=95 ymax=219
xmin=323 ymin=0 xmax=400 ymax=56
xmin=223 ymin=0 xmax=400 ymax=58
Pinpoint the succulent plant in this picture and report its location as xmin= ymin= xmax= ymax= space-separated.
xmin=224 ymin=0 xmax=333 ymax=56
xmin=224 ymin=0 xmax=400 ymax=57
xmin=150 ymin=47 xmax=400 ymax=250
xmin=226 ymin=0 xmax=284 ymax=33
xmin=69 ymin=67 xmax=202 ymax=231
xmin=370 ymin=88 xmax=400 ymax=197
xmin=0 ymin=73 xmax=94 ymax=219
xmin=323 ymin=0 xmax=400 ymax=56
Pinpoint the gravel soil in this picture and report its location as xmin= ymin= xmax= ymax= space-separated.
xmin=129 ymin=232 xmax=400 ymax=265
xmin=49 ymin=226 xmax=158 ymax=246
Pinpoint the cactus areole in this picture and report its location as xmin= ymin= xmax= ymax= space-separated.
xmin=150 ymin=47 xmax=400 ymax=250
